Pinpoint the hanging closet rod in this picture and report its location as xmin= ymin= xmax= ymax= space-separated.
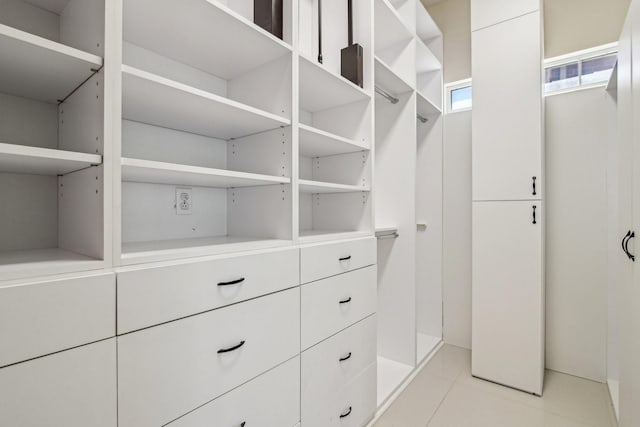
xmin=376 ymin=231 xmax=399 ymax=240
xmin=375 ymin=86 xmax=399 ymax=104
xmin=417 ymin=114 xmax=428 ymax=124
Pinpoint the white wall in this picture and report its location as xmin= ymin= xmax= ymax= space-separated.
xmin=442 ymin=110 xmax=472 ymax=349
xmin=545 ymin=87 xmax=609 ymax=382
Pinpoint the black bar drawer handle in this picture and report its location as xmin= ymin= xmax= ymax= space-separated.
xmin=339 ymin=297 xmax=352 ymax=304
xmin=532 ymin=205 xmax=537 ymax=224
xmin=532 ymin=176 xmax=537 ymax=196
xmin=340 ymin=407 xmax=352 ymax=418
xmin=217 ymin=278 xmax=245 ymax=286
xmin=339 ymin=256 xmax=352 ymax=261
xmin=217 ymin=340 xmax=245 ymax=354
xmin=622 ymin=230 xmax=631 ymax=257
xmin=625 ymin=231 xmax=636 ymax=262
xmin=339 ymin=352 xmax=352 ymax=362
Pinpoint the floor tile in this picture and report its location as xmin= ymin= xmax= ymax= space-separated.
xmin=419 ymin=344 xmax=470 ymax=382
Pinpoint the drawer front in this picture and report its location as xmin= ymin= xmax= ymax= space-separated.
xmin=169 ymin=357 xmax=300 ymax=427
xmin=302 ymin=315 xmax=376 ymax=417
xmin=302 ymin=363 xmax=377 ymax=427
xmin=117 ymin=248 xmax=299 ymax=333
xmin=118 ymin=288 xmax=300 ymax=427
xmin=0 ymin=272 xmax=115 ymax=367
xmin=300 ymin=237 xmax=376 ymax=284
xmin=0 ymin=339 xmax=117 ymax=427
xmin=301 ymin=266 xmax=377 ymax=349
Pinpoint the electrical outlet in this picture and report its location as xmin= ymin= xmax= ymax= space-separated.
xmin=176 ymin=187 xmax=192 ymax=215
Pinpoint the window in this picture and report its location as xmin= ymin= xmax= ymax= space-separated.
xmin=544 ymin=44 xmax=618 ymax=94
xmin=446 ymin=79 xmax=472 ymax=113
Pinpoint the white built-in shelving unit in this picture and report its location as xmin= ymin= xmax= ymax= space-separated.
xmin=0 ymin=0 xmax=108 ymax=281
xmin=373 ymin=0 xmax=444 ymax=407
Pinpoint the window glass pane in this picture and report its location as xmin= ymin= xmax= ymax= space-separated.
xmin=451 ymin=86 xmax=472 ymax=111
xmin=544 ymin=62 xmax=579 ymax=92
xmin=581 ymin=54 xmax=617 ymax=85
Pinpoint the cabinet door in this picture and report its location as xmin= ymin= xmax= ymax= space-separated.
xmin=472 ymin=200 xmax=544 ymax=395
xmin=471 ymin=0 xmax=540 ymax=31
xmin=472 ymin=11 xmax=543 ymax=201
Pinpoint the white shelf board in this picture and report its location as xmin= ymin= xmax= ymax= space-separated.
xmin=0 ymin=143 xmax=102 ymax=175
xmin=123 ymin=0 xmax=291 ymax=80
xmin=0 ymin=248 xmax=103 ymax=282
xmin=416 ymin=2 xmax=442 ymax=42
xmin=374 ymin=0 xmax=413 ymax=52
xmin=122 ymin=65 xmax=290 ymax=141
xmin=121 ymin=158 xmax=290 ymax=188
xmin=417 ymin=333 xmax=441 ymax=364
xmin=375 ymin=226 xmax=398 ymax=236
xmin=298 ymin=230 xmax=372 ymax=244
xmin=374 ymin=56 xmax=414 ymax=96
xmin=377 ymin=356 xmax=413 ymax=407
xmin=299 ymin=179 xmax=370 ymax=194
xmin=416 ymin=37 xmax=441 ymax=74
xmin=0 ymin=23 xmax=103 ymax=103
xmin=299 ymin=55 xmax=371 ymax=113
xmin=299 ymin=124 xmax=369 ymax=158
xmin=121 ymin=236 xmax=292 ymax=266
xmin=417 ymin=91 xmax=442 ymax=118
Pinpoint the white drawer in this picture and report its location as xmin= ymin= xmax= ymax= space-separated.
xmin=300 ymin=237 xmax=376 ymax=284
xmin=118 ymin=288 xmax=300 ymax=427
xmin=302 ymin=363 xmax=377 ymax=427
xmin=302 ymin=315 xmax=376 ymax=419
xmin=169 ymin=357 xmax=300 ymax=427
xmin=301 ymin=266 xmax=377 ymax=349
xmin=0 ymin=272 xmax=115 ymax=367
xmin=117 ymin=248 xmax=299 ymax=333
xmin=0 ymin=339 xmax=117 ymax=427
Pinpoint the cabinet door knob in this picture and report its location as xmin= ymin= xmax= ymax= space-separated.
xmin=339 ymin=352 xmax=352 ymax=362
xmin=217 ymin=340 xmax=246 ymax=354
xmin=340 ymin=407 xmax=352 ymax=418
xmin=532 ymin=176 xmax=537 ymax=196
xmin=532 ymin=205 xmax=537 ymax=224
xmin=339 ymin=297 xmax=352 ymax=304
xmin=339 ymin=255 xmax=352 ymax=261
xmin=217 ymin=278 xmax=245 ymax=286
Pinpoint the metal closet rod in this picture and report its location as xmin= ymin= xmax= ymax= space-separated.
xmin=417 ymin=114 xmax=428 ymax=124
xmin=375 ymin=85 xmax=399 ymax=104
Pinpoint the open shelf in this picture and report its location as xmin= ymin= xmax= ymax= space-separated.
xmin=123 ymin=0 xmax=292 ymax=81
xmin=121 ymin=236 xmax=292 ymax=266
xmin=375 ymin=56 xmax=414 ymax=96
xmin=122 ymin=65 xmax=290 ymax=141
xmin=122 ymin=158 xmax=290 ymax=188
xmin=0 ymin=248 xmax=103 ymax=281
xmin=0 ymin=23 xmax=102 ymax=103
xmin=417 ymin=91 xmax=442 ymax=118
xmin=377 ymin=356 xmax=413 ymax=407
xmin=374 ymin=0 xmax=413 ymax=52
xmin=299 ymin=179 xmax=370 ymax=194
xmin=299 ymin=55 xmax=371 ymax=112
xmin=299 ymin=124 xmax=369 ymax=157
xmin=298 ymin=230 xmax=372 ymax=243
xmin=0 ymin=143 xmax=102 ymax=175
xmin=416 ymin=37 xmax=441 ymax=74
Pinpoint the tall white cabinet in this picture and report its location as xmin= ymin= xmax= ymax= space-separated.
xmin=471 ymin=0 xmax=545 ymax=395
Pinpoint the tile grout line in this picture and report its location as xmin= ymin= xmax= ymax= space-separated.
xmin=423 ymin=363 xmax=468 ymax=426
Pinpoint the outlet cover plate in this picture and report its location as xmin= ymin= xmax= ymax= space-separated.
xmin=176 ymin=187 xmax=192 ymax=215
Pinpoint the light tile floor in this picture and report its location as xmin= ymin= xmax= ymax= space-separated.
xmin=374 ymin=345 xmax=618 ymax=427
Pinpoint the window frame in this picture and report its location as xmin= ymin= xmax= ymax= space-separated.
xmin=544 ymin=43 xmax=618 ymax=96
xmin=445 ymin=78 xmax=473 ymax=114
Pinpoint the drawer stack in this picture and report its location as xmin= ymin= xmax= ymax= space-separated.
xmin=300 ymin=237 xmax=378 ymax=427
xmin=0 ymin=273 xmax=117 ymax=426
xmin=116 ymin=247 xmax=301 ymax=427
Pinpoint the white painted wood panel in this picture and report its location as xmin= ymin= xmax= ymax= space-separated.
xmin=0 ymin=272 xmax=114 ymax=368
xmin=300 ymin=237 xmax=376 ymax=284
xmin=472 ymin=200 xmax=544 ymax=395
xmin=0 ymin=143 xmax=101 ymax=175
xmin=168 ymin=357 xmax=300 ymax=427
xmin=0 ymin=339 xmax=117 ymax=427
xmin=117 ymin=247 xmax=299 ymax=333
xmin=117 ymin=288 xmax=300 ymax=427
xmin=301 ymin=266 xmax=377 ymax=349
xmin=470 ymin=0 xmax=540 ymax=31
xmin=472 ymin=11 xmax=543 ymax=201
